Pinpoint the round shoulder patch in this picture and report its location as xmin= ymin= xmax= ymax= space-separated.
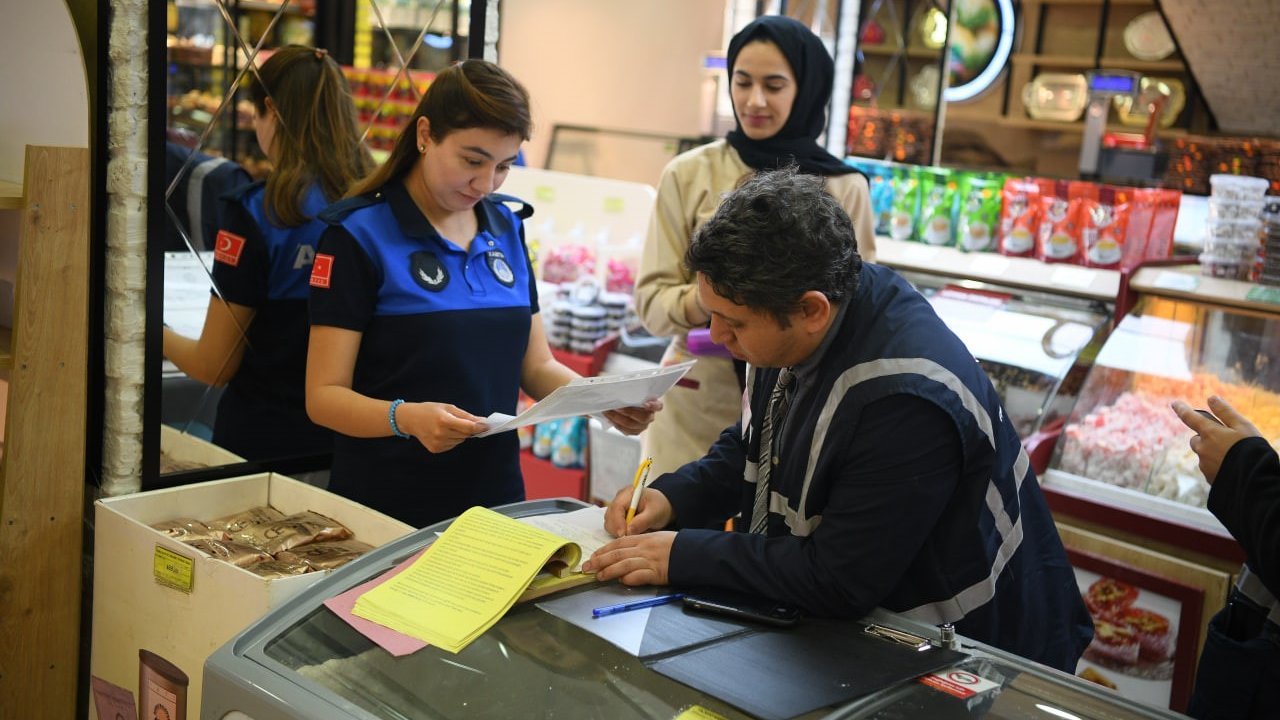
xmin=410 ymin=251 xmax=450 ymax=292
xmin=486 ymin=250 xmax=516 ymax=287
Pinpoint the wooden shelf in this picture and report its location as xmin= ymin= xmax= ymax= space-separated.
xmin=859 ymin=43 xmax=942 ymax=61
xmin=0 ymin=180 xmax=22 ymax=210
xmin=1025 ymin=0 xmax=1155 ymax=6
xmin=0 ymin=325 xmax=11 ymax=369
xmin=946 ymin=112 xmax=1187 ymax=139
xmin=1130 ymin=266 xmax=1280 ymax=316
xmin=1005 ymin=115 xmax=1186 ymax=138
xmin=1013 ymin=53 xmax=1185 ymax=74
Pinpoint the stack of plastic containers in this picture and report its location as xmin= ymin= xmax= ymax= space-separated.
xmin=1201 ymin=174 xmax=1268 ymax=280
xmin=1261 ymin=198 xmax=1280 ymax=286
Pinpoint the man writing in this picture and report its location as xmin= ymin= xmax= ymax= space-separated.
xmin=584 ymin=167 xmax=1092 ymax=671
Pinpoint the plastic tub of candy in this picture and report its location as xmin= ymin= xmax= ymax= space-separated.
xmin=1208 ymin=198 xmax=1265 ymax=220
xmin=1209 ymin=174 xmax=1269 ymax=201
xmin=1206 ymin=217 xmax=1262 ymax=244
xmin=1199 ymin=252 xmax=1249 ymax=280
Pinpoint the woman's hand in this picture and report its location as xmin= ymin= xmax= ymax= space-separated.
xmin=1172 ymin=396 xmax=1263 ymax=484
xmin=602 ymin=399 xmax=663 ymax=436
xmin=397 ymin=401 xmax=486 ymax=453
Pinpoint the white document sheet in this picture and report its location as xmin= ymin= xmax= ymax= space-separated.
xmin=516 ymin=505 xmax=614 ymax=572
xmin=475 ymin=360 xmax=695 ymax=437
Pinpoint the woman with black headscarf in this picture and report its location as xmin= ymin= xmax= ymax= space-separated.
xmin=634 ymin=15 xmax=876 ymax=479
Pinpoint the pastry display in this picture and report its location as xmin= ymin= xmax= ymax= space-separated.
xmin=1080 ymin=576 xmax=1176 ymax=680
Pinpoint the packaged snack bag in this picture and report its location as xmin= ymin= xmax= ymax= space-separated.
xmin=151 ymin=518 xmax=217 ymax=542
xmin=230 ymin=510 xmax=353 ymax=555
xmin=956 ymin=174 xmax=1001 ymax=252
xmin=1037 ymin=181 xmax=1082 ymax=263
xmin=1144 ymin=190 xmax=1183 ymax=260
xmin=1081 ymin=186 xmax=1130 ymax=269
xmin=888 ymin=165 xmax=920 ymax=241
xmin=917 ymin=167 xmax=957 ymax=246
xmin=999 ymin=178 xmax=1040 ymax=257
xmin=860 ymin=161 xmax=897 ymax=237
xmin=206 ymin=506 xmax=286 ymax=535
xmin=1123 ymin=189 xmax=1158 ymax=269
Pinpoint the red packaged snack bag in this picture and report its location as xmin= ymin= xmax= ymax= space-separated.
xmin=1082 ymin=187 xmax=1130 ymax=269
xmin=1123 ymin=189 xmax=1158 ymax=269
xmin=998 ymin=178 xmax=1040 ymax=257
xmin=1144 ymin=189 xmax=1182 ymax=260
xmin=1037 ymin=181 xmax=1082 ymax=264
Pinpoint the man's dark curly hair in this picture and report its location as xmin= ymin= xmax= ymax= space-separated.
xmin=685 ymin=166 xmax=862 ymax=327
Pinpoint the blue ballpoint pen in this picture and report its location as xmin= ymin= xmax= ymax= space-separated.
xmin=591 ymin=593 xmax=686 ymax=618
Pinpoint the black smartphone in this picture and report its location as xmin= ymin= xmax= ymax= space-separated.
xmin=1196 ymin=409 xmax=1225 ymax=426
xmin=682 ymin=589 xmax=802 ymax=627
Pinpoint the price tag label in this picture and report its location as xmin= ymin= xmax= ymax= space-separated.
xmin=1152 ymin=271 xmax=1199 ymax=292
xmin=1246 ymin=285 xmax=1280 ymax=305
xmin=153 ymin=546 xmax=195 ymax=593
xmin=1050 ymin=265 xmax=1097 ymax=290
xmin=969 ymin=254 xmax=1011 ymax=276
xmin=901 ymin=243 xmax=940 ymax=263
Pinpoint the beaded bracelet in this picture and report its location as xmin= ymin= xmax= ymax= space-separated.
xmin=388 ymin=398 xmax=410 ymax=439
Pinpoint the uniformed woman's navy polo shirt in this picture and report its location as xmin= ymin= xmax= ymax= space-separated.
xmin=310 ymin=181 xmax=538 ymax=527
xmin=210 ymin=181 xmax=333 ymax=460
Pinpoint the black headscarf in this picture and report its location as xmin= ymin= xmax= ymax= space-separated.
xmin=724 ymin=15 xmax=854 ymax=176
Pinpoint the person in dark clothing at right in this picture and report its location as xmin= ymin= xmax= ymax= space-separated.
xmin=1173 ymin=396 xmax=1279 ymax=719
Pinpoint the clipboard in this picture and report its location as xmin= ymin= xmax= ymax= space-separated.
xmin=645 ymin=618 xmax=965 ymax=720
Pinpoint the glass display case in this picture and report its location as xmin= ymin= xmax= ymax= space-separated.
xmin=201 ymin=500 xmax=1186 ymax=720
xmin=1045 ymin=289 xmax=1280 ymax=537
xmin=899 ymin=270 xmax=1111 ymax=438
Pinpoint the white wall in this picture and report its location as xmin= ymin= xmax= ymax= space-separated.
xmin=499 ymin=0 xmax=728 ymax=186
xmin=0 ymin=0 xmax=90 ymax=182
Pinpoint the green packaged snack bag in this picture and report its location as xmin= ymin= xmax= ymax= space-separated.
xmin=956 ymin=173 xmax=1002 ymax=252
xmin=889 ymin=165 xmax=921 ymax=241
xmin=917 ymin=167 xmax=956 ymax=246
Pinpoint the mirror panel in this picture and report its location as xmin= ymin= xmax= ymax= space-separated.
xmin=160 ymin=0 xmax=472 ymax=476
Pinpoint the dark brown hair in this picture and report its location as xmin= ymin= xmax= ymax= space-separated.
xmin=348 ymin=59 xmax=532 ymax=197
xmin=250 ymin=45 xmax=374 ymax=226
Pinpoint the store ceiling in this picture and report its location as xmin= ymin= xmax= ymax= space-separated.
xmin=1158 ymin=0 xmax=1280 ymax=137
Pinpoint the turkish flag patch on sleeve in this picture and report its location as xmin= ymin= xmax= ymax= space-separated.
xmin=310 ymin=253 xmax=335 ymax=288
xmin=214 ymin=230 xmax=246 ymax=266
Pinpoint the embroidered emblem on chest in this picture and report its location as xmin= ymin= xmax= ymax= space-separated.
xmin=485 ymin=250 xmax=515 ymax=287
xmin=410 ymin=251 xmax=450 ymax=292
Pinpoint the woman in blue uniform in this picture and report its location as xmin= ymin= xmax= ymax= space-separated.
xmin=306 ymin=59 xmax=657 ymax=528
xmin=163 ymin=45 xmax=374 ymax=461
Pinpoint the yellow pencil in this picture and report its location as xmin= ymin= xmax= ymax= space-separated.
xmin=625 ymin=457 xmax=654 ymax=527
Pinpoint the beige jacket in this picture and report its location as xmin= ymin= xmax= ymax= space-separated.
xmin=634 ymin=139 xmax=877 ymax=477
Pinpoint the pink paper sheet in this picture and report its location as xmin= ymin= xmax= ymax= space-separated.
xmin=322 ymin=548 xmax=429 ymax=657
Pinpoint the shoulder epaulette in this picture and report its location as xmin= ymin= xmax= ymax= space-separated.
xmin=488 ymin=192 xmax=535 ymax=220
xmin=319 ymin=191 xmax=384 ymax=225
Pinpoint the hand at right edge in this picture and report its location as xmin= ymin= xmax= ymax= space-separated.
xmin=603 ymin=484 xmax=674 ymax=537
xmin=397 ymin=401 xmax=486 ymax=453
xmin=1172 ymin=396 xmax=1263 ymax=484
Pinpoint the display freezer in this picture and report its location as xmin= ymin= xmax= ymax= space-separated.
xmin=1045 ymin=289 xmax=1280 ymax=538
xmin=898 ymin=269 xmax=1111 ymax=439
xmin=202 ymin=500 xmax=1186 ymax=720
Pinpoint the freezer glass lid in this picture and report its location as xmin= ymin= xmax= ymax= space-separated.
xmin=262 ymin=598 xmax=769 ymax=720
